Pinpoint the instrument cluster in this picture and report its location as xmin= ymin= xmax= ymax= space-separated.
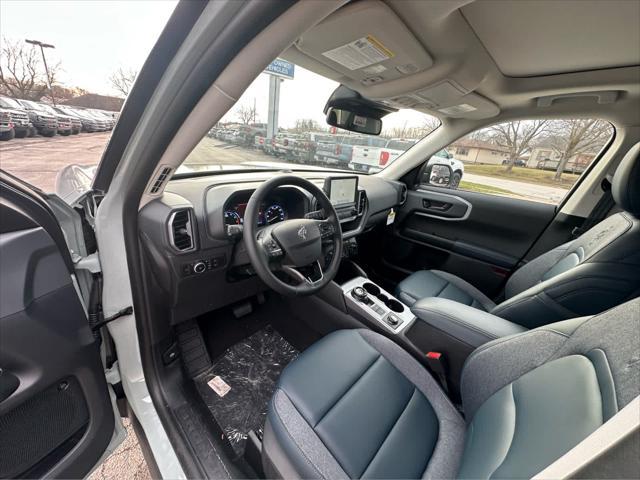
xmin=224 ymin=202 xmax=287 ymax=226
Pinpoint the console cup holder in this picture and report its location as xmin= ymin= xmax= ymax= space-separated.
xmin=363 ymin=282 xmax=381 ymax=296
xmin=362 ymin=282 xmax=405 ymax=313
xmin=385 ymin=299 xmax=404 ymax=313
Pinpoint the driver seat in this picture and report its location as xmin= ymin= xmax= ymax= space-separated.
xmin=262 ymin=297 xmax=639 ymax=479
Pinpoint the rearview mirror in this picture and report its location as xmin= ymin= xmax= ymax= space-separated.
xmin=326 ymin=108 xmax=382 ymax=135
xmin=323 ymin=85 xmax=396 ymax=135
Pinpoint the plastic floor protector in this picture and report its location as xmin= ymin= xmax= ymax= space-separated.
xmin=196 ymin=325 xmax=299 ymax=458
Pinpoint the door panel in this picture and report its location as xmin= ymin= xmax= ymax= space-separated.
xmin=0 ymin=181 xmax=114 ymax=479
xmin=389 ymin=187 xmax=555 ymax=297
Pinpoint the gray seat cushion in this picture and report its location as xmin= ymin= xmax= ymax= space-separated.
xmin=395 ymin=270 xmax=496 ymax=310
xmin=262 ymin=329 xmax=466 ymax=479
xmin=263 ymin=298 xmax=640 ymax=479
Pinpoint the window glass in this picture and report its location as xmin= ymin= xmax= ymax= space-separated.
xmin=0 ymin=1 xmax=176 ymax=199
xmin=423 ymin=119 xmax=613 ymax=204
xmin=181 ymin=63 xmax=440 ymax=175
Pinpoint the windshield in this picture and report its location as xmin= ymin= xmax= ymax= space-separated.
xmin=180 ymin=62 xmax=439 ymax=175
xmin=0 ymin=96 xmax=22 ymax=109
xmin=38 ymin=104 xmax=57 ymax=115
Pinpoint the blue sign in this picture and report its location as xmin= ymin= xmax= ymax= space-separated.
xmin=264 ymin=58 xmax=295 ymax=80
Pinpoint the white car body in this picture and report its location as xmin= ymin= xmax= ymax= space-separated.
xmin=350 ymin=138 xmax=464 ymax=178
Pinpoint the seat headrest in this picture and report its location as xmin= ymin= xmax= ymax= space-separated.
xmin=612 ymin=141 xmax=640 ymax=216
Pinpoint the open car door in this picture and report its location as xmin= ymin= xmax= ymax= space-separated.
xmin=0 ymin=173 xmax=116 ymax=478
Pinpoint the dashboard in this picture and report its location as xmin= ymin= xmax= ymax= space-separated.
xmin=137 ymin=171 xmax=405 ymax=323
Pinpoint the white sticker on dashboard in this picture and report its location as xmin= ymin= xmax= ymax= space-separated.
xmin=208 ymin=376 xmax=231 ymax=397
xmin=387 ymin=208 xmax=396 ymax=226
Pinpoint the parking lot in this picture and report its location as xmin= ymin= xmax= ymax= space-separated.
xmin=1 ymin=132 xmax=569 ymax=204
xmin=0 ymin=132 xmax=110 ymax=191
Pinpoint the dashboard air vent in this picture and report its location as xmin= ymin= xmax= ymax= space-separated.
xmin=149 ymin=166 xmax=173 ymax=194
xmin=399 ymin=184 xmax=408 ymax=205
xmin=357 ymin=190 xmax=368 ymax=215
xmin=169 ymin=209 xmax=194 ymax=252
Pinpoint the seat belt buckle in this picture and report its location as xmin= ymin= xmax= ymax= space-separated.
xmin=426 ymin=351 xmax=449 ymax=393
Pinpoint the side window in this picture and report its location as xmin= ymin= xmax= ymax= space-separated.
xmin=422 ymin=119 xmax=613 ymax=204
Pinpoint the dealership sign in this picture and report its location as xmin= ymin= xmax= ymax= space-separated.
xmin=264 ymin=58 xmax=295 ymax=80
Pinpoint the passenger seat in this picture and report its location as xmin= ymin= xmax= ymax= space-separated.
xmin=396 ymin=142 xmax=640 ymax=328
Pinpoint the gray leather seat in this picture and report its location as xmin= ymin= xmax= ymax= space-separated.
xmin=396 ymin=142 xmax=640 ymax=328
xmin=262 ymin=297 xmax=640 ymax=479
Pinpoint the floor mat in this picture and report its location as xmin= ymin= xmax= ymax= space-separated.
xmin=195 ymin=325 xmax=299 ymax=458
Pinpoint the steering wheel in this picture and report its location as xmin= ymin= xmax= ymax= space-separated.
xmin=244 ymin=175 xmax=343 ymax=296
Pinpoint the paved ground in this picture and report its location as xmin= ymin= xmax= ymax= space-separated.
xmin=88 ymin=418 xmax=151 ymax=480
xmin=464 ymin=172 xmax=569 ymax=204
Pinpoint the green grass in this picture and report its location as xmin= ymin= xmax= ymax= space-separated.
xmin=464 ymin=164 xmax=579 ymax=188
xmin=459 ymin=181 xmax=515 ymax=196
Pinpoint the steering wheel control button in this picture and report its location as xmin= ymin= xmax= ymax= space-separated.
xmin=263 ymin=238 xmax=283 ymax=257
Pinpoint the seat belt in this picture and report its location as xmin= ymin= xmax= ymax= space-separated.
xmin=571 ymin=177 xmax=615 ymax=239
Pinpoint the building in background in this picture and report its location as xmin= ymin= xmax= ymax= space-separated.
xmin=450 ymin=139 xmax=510 ymax=165
xmin=61 ymin=93 xmax=123 ymax=112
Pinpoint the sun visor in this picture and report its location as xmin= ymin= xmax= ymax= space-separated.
xmin=294 ymin=0 xmax=433 ymax=87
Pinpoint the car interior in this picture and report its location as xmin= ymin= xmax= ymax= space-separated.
xmin=1 ymin=1 xmax=638 ymax=479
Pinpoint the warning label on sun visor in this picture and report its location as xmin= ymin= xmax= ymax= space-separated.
xmin=322 ymin=35 xmax=394 ymax=70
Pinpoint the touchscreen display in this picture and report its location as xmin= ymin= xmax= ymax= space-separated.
xmin=329 ymin=177 xmax=357 ymax=205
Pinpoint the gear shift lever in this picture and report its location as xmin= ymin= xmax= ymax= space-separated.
xmin=352 ymin=286 xmax=368 ymax=302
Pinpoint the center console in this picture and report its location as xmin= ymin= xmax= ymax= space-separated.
xmin=341 ymin=276 xmax=415 ymax=333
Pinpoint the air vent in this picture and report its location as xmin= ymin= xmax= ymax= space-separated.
xmin=399 ymin=184 xmax=408 ymax=205
xmin=149 ymin=166 xmax=173 ymax=194
xmin=169 ymin=209 xmax=195 ymax=252
xmin=357 ymin=190 xmax=368 ymax=215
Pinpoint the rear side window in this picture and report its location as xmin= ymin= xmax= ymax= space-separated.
xmin=425 ymin=119 xmax=613 ymax=205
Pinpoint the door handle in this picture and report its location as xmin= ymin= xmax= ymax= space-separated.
xmin=0 ymin=368 xmax=20 ymax=403
xmin=422 ymin=199 xmax=452 ymax=211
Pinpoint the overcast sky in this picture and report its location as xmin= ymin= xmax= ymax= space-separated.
xmin=1 ymin=0 xmax=434 ymax=130
xmin=0 ymin=0 xmax=177 ymax=96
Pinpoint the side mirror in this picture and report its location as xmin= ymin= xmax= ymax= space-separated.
xmin=325 ymin=108 xmax=382 ymax=135
xmin=421 ymin=164 xmax=453 ymax=188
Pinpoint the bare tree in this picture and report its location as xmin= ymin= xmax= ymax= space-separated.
xmin=109 ymin=67 xmax=137 ymax=97
xmin=292 ymin=118 xmax=322 ymax=133
xmin=547 ymin=119 xmax=612 ymax=180
xmin=0 ymin=37 xmax=60 ymax=100
xmin=236 ymin=103 xmax=257 ymax=125
xmin=488 ymin=120 xmax=549 ymax=172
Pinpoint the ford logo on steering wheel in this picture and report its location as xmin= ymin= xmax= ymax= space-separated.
xmin=297 ymin=225 xmax=308 ymax=240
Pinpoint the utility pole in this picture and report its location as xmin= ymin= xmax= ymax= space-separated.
xmin=25 ymin=39 xmax=56 ymax=105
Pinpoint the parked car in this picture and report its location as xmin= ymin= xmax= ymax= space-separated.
xmin=502 ymin=158 xmax=526 ymax=167
xmin=88 ymin=109 xmax=115 ymax=130
xmin=0 ymin=109 xmax=14 ymax=140
xmin=317 ymin=135 xmax=387 ymax=167
xmin=16 ymin=99 xmax=58 ymax=136
xmin=536 ymin=158 xmax=587 ymax=174
xmin=0 ymin=96 xmax=34 ymax=138
xmin=290 ymin=132 xmax=331 ymax=163
xmin=36 ymin=103 xmax=74 ymax=136
xmin=51 ymin=106 xmax=84 ymax=134
xmin=350 ymin=138 xmax=465 ymax=185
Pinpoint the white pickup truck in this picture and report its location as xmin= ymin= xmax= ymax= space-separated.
xmin=349 ymin=138 xmax=465 ymax=187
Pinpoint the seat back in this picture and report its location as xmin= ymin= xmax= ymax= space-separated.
xmin=492 ymin=142 xmax=640 ymax=328
xmin=459 ymin=297 xmax=640 ymax=478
